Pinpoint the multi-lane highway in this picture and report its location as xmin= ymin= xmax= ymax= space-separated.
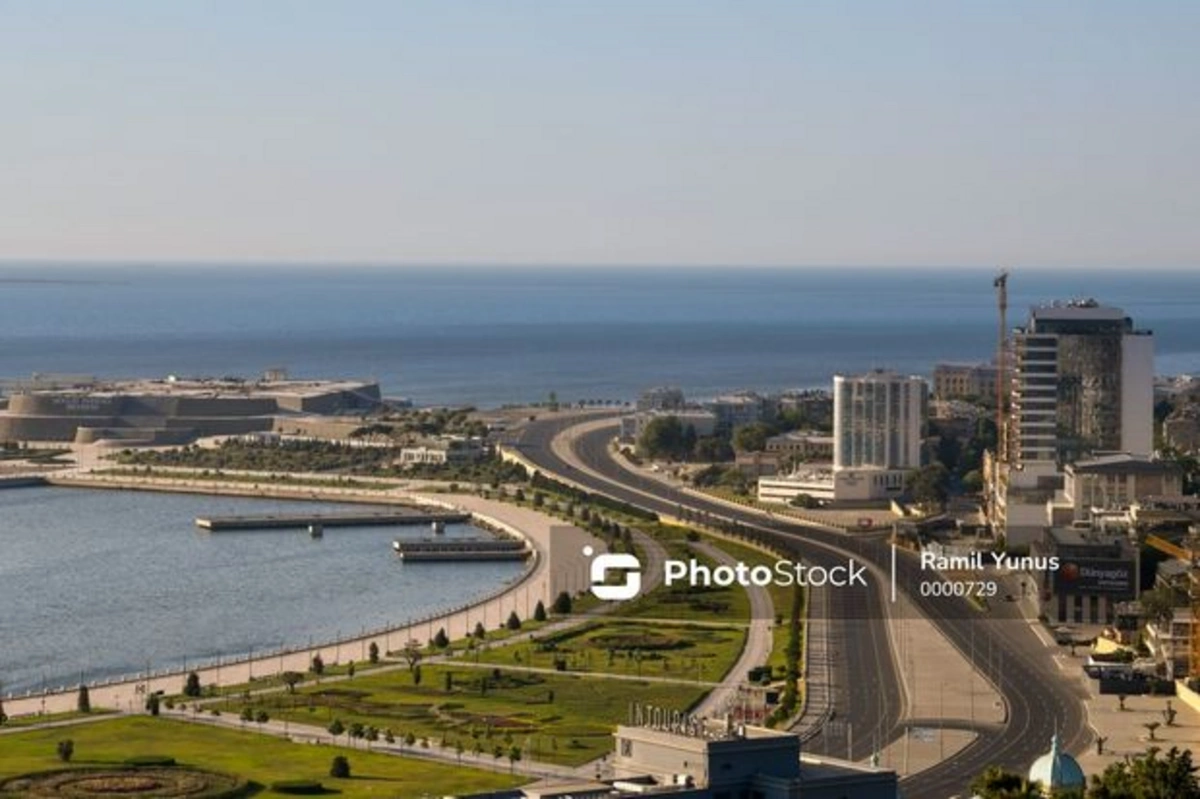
xmin=514 ymin=414 xmax=1089 ymax=798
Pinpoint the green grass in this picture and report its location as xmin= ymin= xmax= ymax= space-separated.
xmin=0 ymin=716 xmax=524 ymax=797
xmin=619 ymin=539 xmax=752 ymax=622
xmin=0 ymin=709 xmax=116 ymax=729
xmin=463 ymin=619 xmax=746 ymax=683
xmin=95 ymin=467 xmax=398 ymax=491
xmin=220 ymin=665 xmax=706 ymax=767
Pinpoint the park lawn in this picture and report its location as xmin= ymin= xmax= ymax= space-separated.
xmin=0 ymin=709 xmax=116 ymax=729
xmin=703 ymin=537 xmax=805 ymax=673
xmin=221 ymin=665 xmax=707 ymax=767
xmin=618 ymin=541 xmax=752 ymax=623
xmin=0 ymin=716 xmax=525 ymax=797
xmin=461 ymin=619 xmax=746 ymax=683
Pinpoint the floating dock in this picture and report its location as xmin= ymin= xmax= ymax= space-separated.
xmin=392 ymin=538 xmax=530 ymax=562
xmin=195 ymin=509 xmax=470 ymax=532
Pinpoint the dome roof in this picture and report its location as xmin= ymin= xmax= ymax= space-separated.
xmin=1028 ymin=734 xmax=1085 ymax=789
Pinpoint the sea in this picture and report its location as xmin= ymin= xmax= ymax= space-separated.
xmin=2 ymin=264 xmax=1199 ymax=406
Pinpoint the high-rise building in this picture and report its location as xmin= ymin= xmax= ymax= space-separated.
xmin=1010 ymin=300 xmax=1154 ymax=470
xmin=833 ymin=371 xmax=928 ymax=471
xmin=991 ymin=300 xmax=1155 ymax=547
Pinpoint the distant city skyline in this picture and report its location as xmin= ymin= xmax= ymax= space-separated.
xmin=3 ymin=1 xmax=1198 ymax=268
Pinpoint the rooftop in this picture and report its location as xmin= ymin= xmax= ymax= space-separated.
xmin=1069 ymin=453 xmax=1181 ymax=476
xmin=19 ymin=377 xmax=378 ymax=400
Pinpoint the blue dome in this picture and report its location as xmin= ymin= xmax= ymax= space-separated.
xmin=1028 ymin=734 xmax=1085 ymax=789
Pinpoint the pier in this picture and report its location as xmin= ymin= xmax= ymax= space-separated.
xmin=392 ymin=538 xmax=531 ymax=562
xmin=195 ymin=509 xmax=470 ymax=531
xmin=0 ymin=475 xmax=48 ymax=489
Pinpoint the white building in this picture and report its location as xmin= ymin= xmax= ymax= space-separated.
xmin=833 ymin=371 xmax=926 ymax=471
xmin=397 ymin=435 xmax=486 ymax=466
xmin=826 ymin=371 xmax=927 ymax=502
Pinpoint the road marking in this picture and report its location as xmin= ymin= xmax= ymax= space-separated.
xmin=891 ymin=543 xmax=897 ymax=603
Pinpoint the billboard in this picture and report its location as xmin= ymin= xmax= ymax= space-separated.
xmin=1053 ymin=558 xmax=1135 ymax=597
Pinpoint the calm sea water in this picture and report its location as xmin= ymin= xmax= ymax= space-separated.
xmin=2 ymin=264 xmax=1198 ymax=406
xmin=0 ymin=487 xmax=522 ymax=695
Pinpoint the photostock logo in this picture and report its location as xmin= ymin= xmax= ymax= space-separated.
xmin=585 ymin=545 xmax=642 ymax=600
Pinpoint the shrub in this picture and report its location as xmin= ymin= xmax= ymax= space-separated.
xmin=56 ymin=740 xmax=74 ymax=763
xmin=184 ymin=671 xmax=202 ymax=697
xmin=329 ymin=755 xmax=351 ymax=779
xmin=533 ymin=600 xmax=547 ymax=622
xmin=270 ymin=779 xmax=327 ymax=795
xmin=125 ymin=755 xmax=177 ymax=767
xmin=551 ymin=591 xmax=572 ymax=614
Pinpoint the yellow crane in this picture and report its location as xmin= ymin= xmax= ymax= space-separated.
xmin=1145 ymin=533 xmax=1200 ymax=677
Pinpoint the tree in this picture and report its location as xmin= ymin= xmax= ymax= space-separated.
xmin=412 ymin=665 xmax=422 ymax=686
xmin=310 ymin=653 xmax=325 ymax=677
xmin=969 ymin=766 xmax=1042 ymax=799
xmin=507 ymin=745 xmax=522 ymax=773
xmin=551 ymin=591 xmax=572 ymax=615
xmin=401 ymin=640 xmax=423 ymax=672
xmin=368 ymin=641 xmax=380 ymax=664
xmin=56 ymin=739 xmax=74 ymax=763
xmin=329 ymin=755 xmax=351 ymax=779
xmin=638 ymin=416 xmax=685 ymax=460
xmin=473 ymin=621 xmax=488 ymax=639
xmin=433 ymin=627 xmax=450 ymax=648
xmin=145 ymin=693 xmax=160 ymax=716
xmin=733 ymin=423 xmax=772 ymax=453
xmin=789 ymin=493 xmax=819 ymax=509
xmin=908 ymin=463 xmax=951 ymax=511
xmin=328 ymin=719 xmax=345 ymax=739
xmin=533 ymin=600 xmax=547 ymax=622
xmin=182 ymin=671 xmax=202 ymax=698
xmin=347 ymin=661 xmax=356 ymax=679
xmin=1142 ymin=584 xmax=1180 ymax=629
xmin=1096 ymin=736 xmax=1108 ymax=755
xmin=256 ymin=710 xmax=270 ymax=726
xmin=506 ymin=611 xmax=522 ymax=631
xmin=281 ymin=671 xmax=303 ymax=694
xmin=1089 ymin=746 xmax=1200 ymax=798
xmin=444 ymin=671 xmax=454 ymax=692
xmin=77 ymin=684 xmax=91 ymax=713
xmin=1118 ymin=693 xmax=1128 ymax=711
xmin=1145 ymin=721 xmax=1162 ymax=741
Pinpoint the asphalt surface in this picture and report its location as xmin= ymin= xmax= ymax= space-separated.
xmin=514 ymin=414 xmax=1089 ymax=799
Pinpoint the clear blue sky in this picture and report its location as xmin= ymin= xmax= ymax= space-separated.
xmin=2 ymin=1 xmax=1197 ymax=268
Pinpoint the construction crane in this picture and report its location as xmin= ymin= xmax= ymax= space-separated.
xmin=993 ymin=270 xmax=1009 ymax=461
xmin=1144 ymin=533 xmax=1200 ymax=677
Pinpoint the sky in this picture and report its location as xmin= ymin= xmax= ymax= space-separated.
xmin=2 ymin=1 xmax=1198 ymax=269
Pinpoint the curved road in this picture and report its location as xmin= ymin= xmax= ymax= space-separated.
xmin=514 ymin=414 xmax=1088 ymax=798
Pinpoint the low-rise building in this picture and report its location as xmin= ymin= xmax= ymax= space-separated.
xmin=1165 ymin=410 xmax=1200 ymax=454
xmin=777 ymin=390 xmax=833 ymax=429
xmin=637 ymin=386 xmax=687 ymax=413
xmin=707 ymin=392 xmax=772 ymax=433
xmin=398 ymin=435 xmax=486 ymax=466
xmin=1033 ymin=526 xmax=1139 ymax=625
xmin=1145 ymin=609 xmax=1196 ymax=677
xmin=764 ymin=431 xmax=834 ymax=462
xmin=606 ymin=713 xmax=897 ymax=799
xmin=933 ymin=361 xmax=999 ymax=402
xmin=619 ymin=409 xmax=719 ymax=444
